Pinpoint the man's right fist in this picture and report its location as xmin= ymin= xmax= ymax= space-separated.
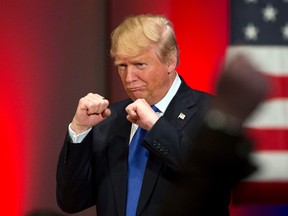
xmin=71 ymin=93 xmax=111 ymax=134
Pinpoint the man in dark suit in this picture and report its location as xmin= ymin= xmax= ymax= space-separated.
xmin=56 ymin=14 xmax=211 ymax=216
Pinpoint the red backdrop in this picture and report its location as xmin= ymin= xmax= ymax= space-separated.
xmin=0 ymin=0 xmax=227 ymax=215
xmin=2 ymin=0 xmax=287 ymax=215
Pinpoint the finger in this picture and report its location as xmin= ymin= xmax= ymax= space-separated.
xmin=125 ymin=106 xmax=139 ymax=120
xmin=101 ymin=108 xmax=111 ymax=119
xmin=95 ymin=99 xmax=109 ymax=115
xmin=80 ymin=95 xmax=109 ymax=115
xmin=85 ymin=93 xmax=108 ymax=108
xmin=86 ymin=93 xmax=105 ymax=100
xmin=126 ymin=115 xmax=137 ymax=124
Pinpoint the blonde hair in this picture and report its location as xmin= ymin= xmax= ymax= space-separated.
xmin=110 ymin=14 xmax=179 ymax=65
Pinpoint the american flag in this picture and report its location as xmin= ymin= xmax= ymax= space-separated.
xmin=227 ymin=0 xmax=288 ymax=205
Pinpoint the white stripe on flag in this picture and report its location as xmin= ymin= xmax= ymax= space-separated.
xmin=244 ymin=99 xmax=288 ymax=129
xmin=245 ymin=151 xmax=288 ymax=182
xmin=226 ymin=46 xmax=288 ymax=76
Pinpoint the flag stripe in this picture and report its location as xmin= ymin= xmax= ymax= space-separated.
xmin=245 ymin=128 xmax=288 ymax=151
xmin=244 ymin=99 xmax=288 ymax=129
xmin=266 ymin=75 xmax=288 ymax=99
xmin=245 ymin=152 xmax=288 ymax=181
xmin=226 ymin=46 xmax=288 ymax=76
xmin=232 ymin=182 xmax=288 ymax=205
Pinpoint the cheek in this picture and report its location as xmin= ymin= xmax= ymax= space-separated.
xmin=147 ymin=76 xmax=164 ymax=90
xmin=145 ymin=68 xmax=166 ymax=86
xmin=118 ymin=71 xmax=126 ymax=81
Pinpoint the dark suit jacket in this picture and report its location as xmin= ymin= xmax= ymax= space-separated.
xmin=56 ymin=80 xmax=211 ymax=216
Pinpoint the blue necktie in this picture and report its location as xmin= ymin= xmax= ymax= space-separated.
xmin=126 ymin=105 xmax=158 ymax=216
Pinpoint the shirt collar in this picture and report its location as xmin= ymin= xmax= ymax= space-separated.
xmin=154 ymin=73 xmax=182 ymax=114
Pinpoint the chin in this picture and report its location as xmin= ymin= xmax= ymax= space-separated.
xmin=127 ymin=90 xmax=141 ymax=98
xmin=131 ymin=94 xmax=147 ymax=101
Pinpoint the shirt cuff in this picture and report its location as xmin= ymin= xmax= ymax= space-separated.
xmin=68 ymin=123 xmax=92 ymax=143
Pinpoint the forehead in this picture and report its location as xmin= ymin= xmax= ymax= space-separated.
xmin=114 ymin=48 xmax=159 ymax=64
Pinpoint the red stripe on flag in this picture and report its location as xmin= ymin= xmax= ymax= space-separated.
xmin=244 ymin=128 xmax=288 ymax=151
xmin=232 ymin=182 xmax=288 ymax=205
xmin=265 ymin=74 xmax=288 ymax=99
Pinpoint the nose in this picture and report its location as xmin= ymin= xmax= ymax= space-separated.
xmin=125 ymin=66 xmax=137 ymax=83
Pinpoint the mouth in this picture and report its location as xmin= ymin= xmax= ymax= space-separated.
xmin=126 ymin=86 xmax=143 ymax=92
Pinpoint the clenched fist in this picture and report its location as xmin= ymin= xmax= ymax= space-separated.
xmin=125 ymin=98 xmax=160 ymax=131
xmin=71 ymin=93 xmax=111 ymax=134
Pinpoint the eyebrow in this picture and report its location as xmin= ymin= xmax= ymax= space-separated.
xmin=115 ymin=58 xmax=150 ymax=65
xmin=114 ymin=61 xmax=124 ymax=65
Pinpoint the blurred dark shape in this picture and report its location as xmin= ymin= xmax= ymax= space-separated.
xmin=158 ymin=54 xmax=270 ymax=216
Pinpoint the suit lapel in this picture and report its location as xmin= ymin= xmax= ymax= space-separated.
xmin=163 ymin=81 xmax=198 ymax=130
xmin=137 ymin=81 xmax=197 ymax=214
xmin=137 ymin=153 xmax=162 ymax=215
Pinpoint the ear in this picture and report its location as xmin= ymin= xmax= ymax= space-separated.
xmin=167 ymin=56 xmax=177 ymax=74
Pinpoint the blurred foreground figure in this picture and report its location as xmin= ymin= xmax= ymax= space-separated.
xmin=158 ymin=55 xmax=269 ymax=216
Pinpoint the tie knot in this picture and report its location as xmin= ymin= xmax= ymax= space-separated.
xmin=151 ymin=105 xmax=159 ymax=113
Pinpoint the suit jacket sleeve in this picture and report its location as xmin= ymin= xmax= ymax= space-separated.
xmin=143 ymin=117 xmax=186 ymax=171
xmin=56 ymin=99 xmax=130 ymax=215
xmin=56 ymin=131 xmax=96 ymax=213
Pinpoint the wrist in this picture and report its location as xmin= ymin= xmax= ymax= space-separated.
xmin=70 ymin=122 xmax=91 ymax=135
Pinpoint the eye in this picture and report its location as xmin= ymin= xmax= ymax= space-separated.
xmin=117 ymin=64 xmax=127 ymax=71
xmin=135 ymin=63 xmax=147 ymax=69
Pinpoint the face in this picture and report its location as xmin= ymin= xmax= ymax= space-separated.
xmin=114 ymin=47 xmax=176 ymax=105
